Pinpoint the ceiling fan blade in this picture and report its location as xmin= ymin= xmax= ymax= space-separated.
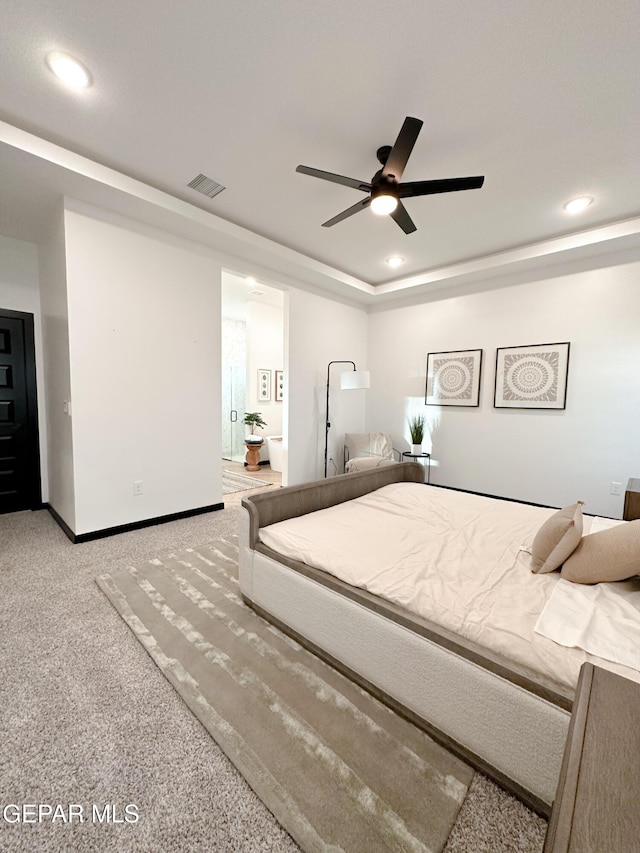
xmin=398 ymin=176 xmax=485 ymax=198
xmin=390 ymin=201 xmax=416 ymax=235
xmin=381 ymin=117 xmax=423 ymax=182
xmin=296 ymin=165 xmax=371 ymax=192
xmin=322 ymin=197 xmax=371 ymax=227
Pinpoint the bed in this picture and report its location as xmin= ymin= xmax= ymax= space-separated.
xmin=239 ymin=463 xmax=640 ymax=814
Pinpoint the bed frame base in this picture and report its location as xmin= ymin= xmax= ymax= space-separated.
xmin=241 ymin=532 xmax=569 ymax=813
xmin=239 ymin=466 xmax=571 ymax=813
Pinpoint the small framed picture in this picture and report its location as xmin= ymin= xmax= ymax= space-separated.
xmin=494 ymin=342 xmax=570 ymax=409
xmin=258 ymin=369 xmax=271 ymax=401
xmin=425 ymin=349 xmax=482 ymax=406
xmin=275 ymin=370 xmax=284 ymax=402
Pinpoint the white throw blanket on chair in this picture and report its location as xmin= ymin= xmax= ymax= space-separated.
xmin=344 ymin=432 xmax=397 ymax=473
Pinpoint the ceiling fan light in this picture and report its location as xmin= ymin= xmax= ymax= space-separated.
xmin=563 ymin=196 xmax=593 ymax=214
xmin=371 ymin=194 xmax=398 ymax=216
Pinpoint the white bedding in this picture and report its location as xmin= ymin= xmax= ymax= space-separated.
xmin=258 ymin=483 xmax=640 ymax=689
xmin=535 ymin=578 xmax=640 ymax=670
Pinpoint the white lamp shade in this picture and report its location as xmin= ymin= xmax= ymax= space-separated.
xmin=340 ymin=369 xmax=370 ymax=390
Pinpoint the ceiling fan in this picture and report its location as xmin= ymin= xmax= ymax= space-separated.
xmin=296 ymin=117 xmax=484 ymax=234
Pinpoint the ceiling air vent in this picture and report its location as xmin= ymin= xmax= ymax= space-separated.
xmin=187 ymin=173 xmax=226 ymax=199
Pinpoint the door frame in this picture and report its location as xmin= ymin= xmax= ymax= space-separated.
xmin=0 ymin=308 xmax=42 ymax=509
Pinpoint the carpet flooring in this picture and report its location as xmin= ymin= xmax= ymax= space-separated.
xmin=0 ymin=507 xmax=299 ymax=853
xmin=1 ymin=506 xmax=547 ymax=852
xmin=222 ymin=471 xmax=272 ymax=495
xmin=98 ymin=537 xmax=473 ymax=853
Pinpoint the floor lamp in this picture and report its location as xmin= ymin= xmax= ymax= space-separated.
xmin=325 ymin=360 xmax=370 ymax=477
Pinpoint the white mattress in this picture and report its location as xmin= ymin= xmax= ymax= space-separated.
xmin=258 ymin=483 xmax=639 ymax=689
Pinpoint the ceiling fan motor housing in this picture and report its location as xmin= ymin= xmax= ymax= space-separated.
xmin=376 ymin=145 xmax=393 ymax=167
xmin=371 ymin=172 xmax=399 ymax=201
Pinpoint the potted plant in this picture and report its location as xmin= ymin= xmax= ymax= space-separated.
xmin=243 ymin=412 xmax=267 ymax=444
xmin=408 ymin=414 xmax=426 ymax=455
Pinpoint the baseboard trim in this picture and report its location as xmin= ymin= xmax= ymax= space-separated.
xmin=46 ymin=502 xmax=225 ymax=544
xmin=428 ymin=481 xmax=560 ymax=510
xmin=47 ymin=504 xmax=76 ymax=541
xmin=429 ymin=482 xmax=618 ymax=520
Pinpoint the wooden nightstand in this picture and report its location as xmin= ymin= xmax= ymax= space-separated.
xmin=544 ymin=663 xmax=640 ymax=852
xmin=623 ymin=477 xmax=640 ymax=521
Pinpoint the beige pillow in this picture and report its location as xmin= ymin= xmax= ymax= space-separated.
xmin=561 ymin=520 xmax=640 ymax=584
xmin=530 ymin=502 xmax=584 ymax=573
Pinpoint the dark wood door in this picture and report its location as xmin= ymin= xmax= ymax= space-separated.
xmin=0 ymin=310 xmax=41 ymax=513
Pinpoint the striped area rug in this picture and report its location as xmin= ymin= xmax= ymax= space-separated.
xmin=222 ymin=470 xmax=271 ymax=495
xmin=97 ymin=537 xmax=472 ymax=852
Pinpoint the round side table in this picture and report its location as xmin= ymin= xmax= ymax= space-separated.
xmin=402 ymin=451 xmax=431 ymax=483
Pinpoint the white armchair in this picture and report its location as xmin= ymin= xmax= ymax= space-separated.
xmin=343 ymin=432 xmax=400 ymax=473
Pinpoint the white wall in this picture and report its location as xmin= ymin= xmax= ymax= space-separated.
xmin=0 ymin=234 xmax=49 ymax=501
xmin=14 ymin=191 xmax=637 ymax=532
xmin=367 ymin=259 xmax=640 ymax=517
xmin=286 ymin=288 xmax=368 ymax=485
xmin=63 ymin=202 xmax=222 ymax=535
xmin=39 ymin=210 xmax=75 ymax=526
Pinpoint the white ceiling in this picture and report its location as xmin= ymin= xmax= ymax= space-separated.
xmin=222 ymin=271 xmax=284 ymax=322
xmin=1 ymin=0 xmax=640 ymax=303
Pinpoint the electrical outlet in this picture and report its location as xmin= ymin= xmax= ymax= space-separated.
xmin=610 ymin=481 xmax=622 ymax=496
xmin=133 ymin=480 xmax=143 ymax=496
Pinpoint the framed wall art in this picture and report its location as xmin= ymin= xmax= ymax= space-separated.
xmin=275 ymin=370 xmax=284 ymax=402
xmin=425 ymin=349 xmax=483 ymax=406
xmin=494 ymin=342 xmax=570 ymax=409
xmin=258 ymin=369 xmax=271 ymax=402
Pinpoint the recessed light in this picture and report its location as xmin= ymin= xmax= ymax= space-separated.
xmin=45 ymin=51 xmax=92 ymax=89
xmin=245 ymin=276 xmax=257 ymax=285
xmin=386 ymin=256 xmax=405 ymax=268
xmin=563 ymin=196 xmax=593 ymax=214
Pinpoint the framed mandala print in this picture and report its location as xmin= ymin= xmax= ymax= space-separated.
xmin=425 ymin=349 xmax=483 ymax=406
xmin=494 ymin=342 xmax=570 ymax=409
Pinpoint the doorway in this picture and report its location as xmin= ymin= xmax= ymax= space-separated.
xmin=0 ymin=309 xmax=41 ymax=512
xmin=221 ymin=271 xmax=285 ymax=481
